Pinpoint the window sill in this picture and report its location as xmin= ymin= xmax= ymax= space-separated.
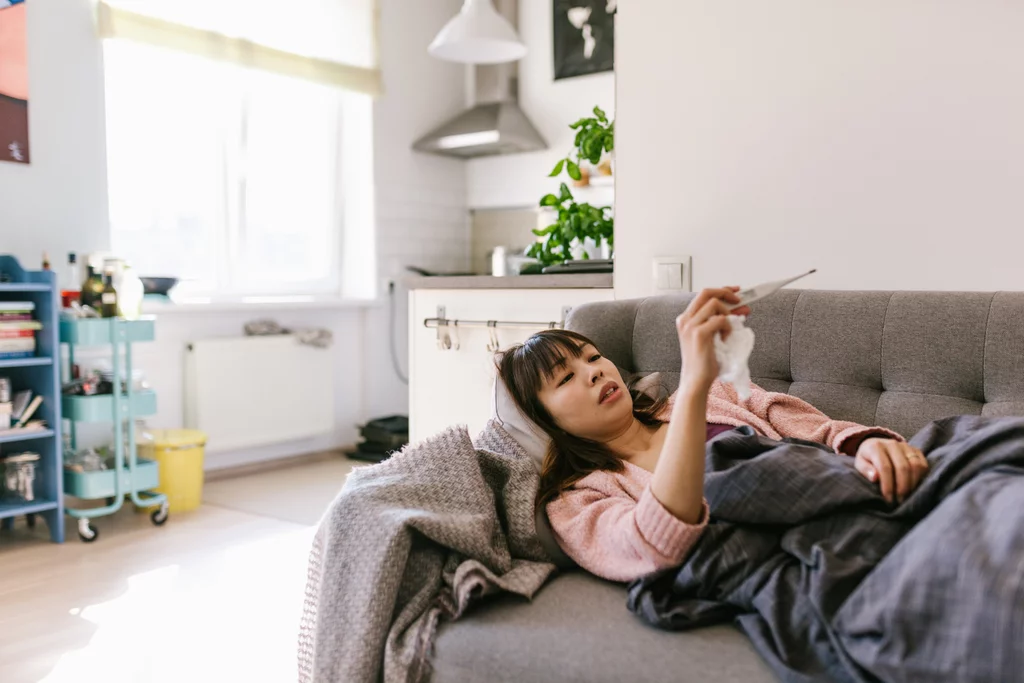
xmin=140 ymin=295 xmax=382 ymax=315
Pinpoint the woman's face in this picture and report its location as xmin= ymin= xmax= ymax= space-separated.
xmin=536 ymin=343 xmax=634 ymax=441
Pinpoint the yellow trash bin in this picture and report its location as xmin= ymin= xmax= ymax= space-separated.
xmin=138 ymin=429 xmax=207 ymax=513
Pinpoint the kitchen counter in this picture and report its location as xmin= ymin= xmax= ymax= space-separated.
xmin=404 ymin=273 xmax=613 ymax=289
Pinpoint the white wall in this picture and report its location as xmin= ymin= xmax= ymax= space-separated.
xmin=615 ymin=1 xmax=1024 ymax=299
xmin=2 ymin=0 xmax=469 ymax=468
xmin=0 ymin=0 xmax=110 ymax=261
xmin=366 ymin=0 xmax=469 ymax=419
xmin=466 ymin=1 xmax=615 ymax=209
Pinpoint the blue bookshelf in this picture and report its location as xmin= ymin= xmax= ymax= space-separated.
xmin=0 ymin=256 xmax=64 ymax=543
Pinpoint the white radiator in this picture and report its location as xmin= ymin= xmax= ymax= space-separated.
xmin=184 ymin=335 xmax=334 ymax=453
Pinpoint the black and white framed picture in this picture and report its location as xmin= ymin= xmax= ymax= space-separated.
xmin=553 ymin=0 xmax=616 ymax=81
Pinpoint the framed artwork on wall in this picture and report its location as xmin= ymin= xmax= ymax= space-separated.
xmin=553 ymin=0 xmax=615 ymax=81
xmin=0 ymin=0 xmax=29 ymax=164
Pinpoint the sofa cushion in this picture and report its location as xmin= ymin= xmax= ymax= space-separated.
xmin=432 ymin=572 xmax=775 ymax=683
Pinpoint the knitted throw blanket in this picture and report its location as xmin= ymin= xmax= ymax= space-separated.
xmin=297 ymin=421 xmax=557 ymax=683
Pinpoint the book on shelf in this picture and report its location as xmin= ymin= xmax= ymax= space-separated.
xmin=0 ymin=302 xmax=35 ymax=313
xmin=0 ymin=319 xmax=41 ymax=358
xmin=0 ymin=320 xmax=41 ymax=331
xmin=0 ymin=329 xmax=36 ymax=339
xmin=15 ymin=395 xmax=43 ymax=428
xmin=11 ymin=390 xmax=31 ymax=419
xmin=0 ymin=338 xmax=36 ymax=354
xmin=0 ymin=303 xmax=36 ymax=323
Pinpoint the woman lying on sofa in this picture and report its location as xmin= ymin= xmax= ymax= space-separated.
xmin=496 ymin=287 xmax=925 ymax=582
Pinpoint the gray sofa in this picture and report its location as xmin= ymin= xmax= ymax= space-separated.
xmin=433 ymin=290 xmax=1024 ymax=683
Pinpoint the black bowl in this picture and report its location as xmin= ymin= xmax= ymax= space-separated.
xmin=140 ymin=277 xmax=179 ymax=296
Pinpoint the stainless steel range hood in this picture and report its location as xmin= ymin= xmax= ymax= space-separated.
xmin=414 ymin=0 xmax=546 ymax=158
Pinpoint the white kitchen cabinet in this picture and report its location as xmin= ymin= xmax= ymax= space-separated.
xmin=409 ymin=286 xmax=614 ymax=443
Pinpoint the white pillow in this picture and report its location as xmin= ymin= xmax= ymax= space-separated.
xmin=491 ymin=375 xmax=551 ymax=469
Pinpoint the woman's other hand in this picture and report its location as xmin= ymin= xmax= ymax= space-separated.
xmin=854 ymin=438 xmax=929 ymax=504
xmin=676 ymin=287 xmax=751 ymax=394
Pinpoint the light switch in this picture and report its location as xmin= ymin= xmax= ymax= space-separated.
xmin=652 ymin=256 xmax=692 ymax=291
xmin=665 ymin=264 xmax=683 ymax=289
xmin=655 ymin=264 xmax=669 ymax=289
xmin=656 ymin=263 xmax=680 ymax=289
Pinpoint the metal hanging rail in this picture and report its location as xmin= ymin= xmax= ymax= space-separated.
xmin=424 ymin=305 xmax=571 ymax=351
xmin=423 ymin=317 xmax=563 ymax=330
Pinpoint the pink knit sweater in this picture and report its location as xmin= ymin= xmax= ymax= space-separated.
xmin=545 ymin=380 xmax=903 ymax=582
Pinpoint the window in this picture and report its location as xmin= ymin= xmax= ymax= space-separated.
xmin=99 ymin=0 xmax=379 ymax=301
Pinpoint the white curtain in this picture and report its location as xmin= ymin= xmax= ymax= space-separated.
xmin=96 ymin=0 xmax=381 ymax=96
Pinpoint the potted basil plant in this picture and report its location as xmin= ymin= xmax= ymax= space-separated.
xmin=527 ymin=106 xmax=614 ymax=268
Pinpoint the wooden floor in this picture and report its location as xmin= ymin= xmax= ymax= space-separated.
xmin=0 ymin=457 xmax=359 ymax=683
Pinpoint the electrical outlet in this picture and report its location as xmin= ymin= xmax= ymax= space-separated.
xmin=652 ymin=256 xmax=693 ymax=291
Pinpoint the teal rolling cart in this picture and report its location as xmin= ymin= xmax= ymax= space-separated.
xmin=0 ymin=256 xmax=64 ymax=543
xmin=62 ymin=316 xmax=169 ymax=542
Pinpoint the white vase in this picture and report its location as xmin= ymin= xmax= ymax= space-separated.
xmin=117 ymin=266 xmax=145 ymax=320
xmin=570 ymin=240 xmax=588 ymax=260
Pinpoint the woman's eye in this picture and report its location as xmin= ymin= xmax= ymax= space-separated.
xmin=589 ymin=354 xmax=602 ymax=362
xmin=558 ymin=372 xmax=574 ymax=386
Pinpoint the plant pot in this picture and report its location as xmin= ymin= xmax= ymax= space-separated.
xmin=569 ymin=237 xmax=611 ymax=261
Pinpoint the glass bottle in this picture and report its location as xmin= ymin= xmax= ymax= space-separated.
xmin=80 ymin=265 xmax=105 ymax=309
xmin=100 ymin=269 xmax=119 ymax=318
xmin=61 ymin=252 xmax=81 ymax=308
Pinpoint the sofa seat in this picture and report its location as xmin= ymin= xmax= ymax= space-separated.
xmin=433 ymin=572 xmax=775 ymax=682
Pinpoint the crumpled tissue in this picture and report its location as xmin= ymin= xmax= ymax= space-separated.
xmin=714 ymin=315 xmax=755 ymax=400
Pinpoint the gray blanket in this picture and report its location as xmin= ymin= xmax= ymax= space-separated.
xmin=628 ymin=416 xmax=1024 ymax=683
xmin=297 ymin=421 xmax=556 ymax=683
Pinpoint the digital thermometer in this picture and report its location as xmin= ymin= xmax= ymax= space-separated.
xmin=732 ymin=269 xmax=817 ymax=310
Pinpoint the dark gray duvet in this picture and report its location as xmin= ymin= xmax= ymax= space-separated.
xmin=627 ymin=417 xmax=1024 ymax=683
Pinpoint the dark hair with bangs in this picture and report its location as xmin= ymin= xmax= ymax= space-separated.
xmin=495 ymin=329 xmax=668 ymax=508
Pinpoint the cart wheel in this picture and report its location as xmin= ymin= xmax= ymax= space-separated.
xmin=78 ymin=519 xmax=99 ymax=543
xmin=106 ymin=497 xmax=116 ymax=506
xmin=151 ymin=503 xmax=169 ymax=526
xmin=26 ymin=513 xmax=36 ymax=528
